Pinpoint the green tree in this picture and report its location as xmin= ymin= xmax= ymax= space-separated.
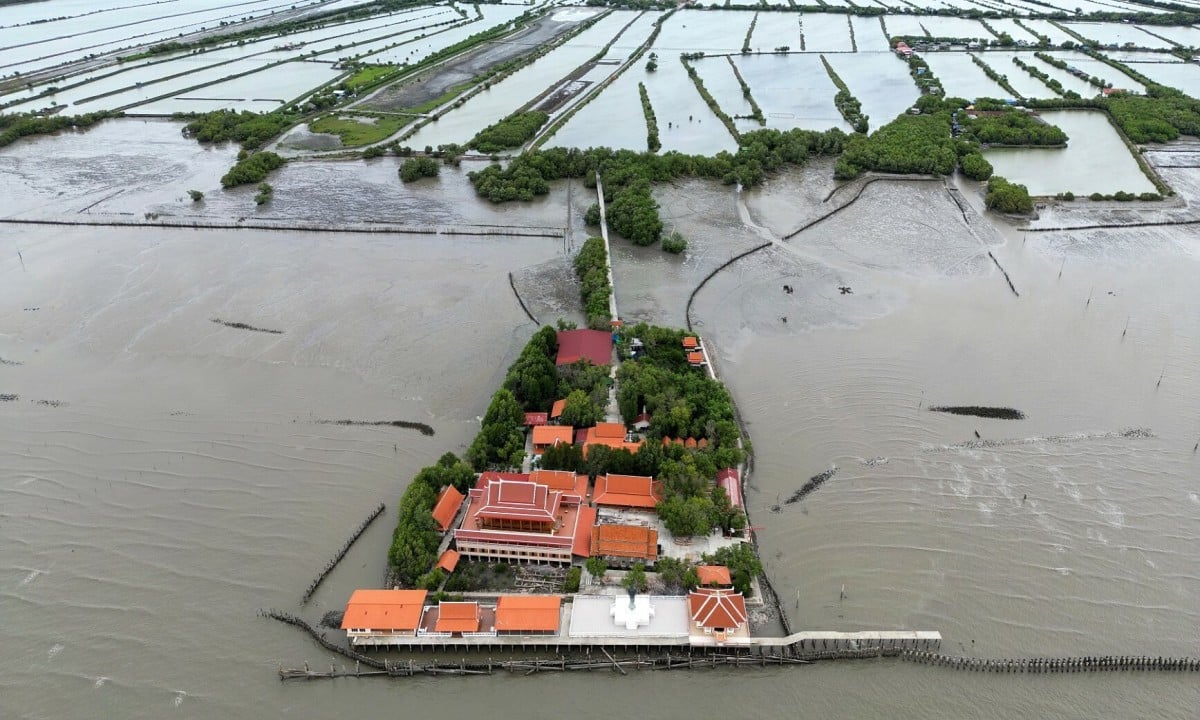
xmin=585 ymin=556 xmax=607 ymax=584
xmin=559 ymin=389 xmax=602 ymax=428
xmin=622 ymin=561 xmax=647 ymax=593
xmin=399 ymin=156 xmax=439 ymax=182
xmin=707 ymin=543 xmax=763 ymax=597
xmin=187 ymin=189 xmax=204 ymax=202
xmin=960 ymin=152 xmax=993 ymax=181
xmin=985 ymin=175 xmax=1034 ymax=214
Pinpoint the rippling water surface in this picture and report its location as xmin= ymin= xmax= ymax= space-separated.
xmin=3 ymin=55 xmax=1200 ymax=720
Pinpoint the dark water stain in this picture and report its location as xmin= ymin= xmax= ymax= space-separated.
xmin=210 ymin=318 xmax=284 ymax=335
xmin=929 ymin=406 xmax=1026 ymax=420
xmin=316 ymin=419 xmax=435 ymax=436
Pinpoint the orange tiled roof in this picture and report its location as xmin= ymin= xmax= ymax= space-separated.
xmin=532 ymin=425 xmax=573 ymax=447
xmin=696 ymin=565 xmax=732 ymax=587
xmin=434 ymin=601 xmax=480 ymax=633
xmin=572 ymin=505 xmax=597 ymax=557
xmin=495 ymin=595 xmax=561 ymax=632
xmin=436 ymin=549 xmax=461 ymax=573
xmin=591 ymin=523 xmax=658 ymax=561
xmin=688 ymin=588 xmax=748 ymax=630
xmin=550 ymin=399 xmax=567 ymax=419
xmin=340 ymin=589 xmax=427 ymax=631
xmin=592 ymin=474 xmax=661 ymax=508
xmin=593 ymin=422 xmax=626 ymax=439
xmin=682 ymin=336 xmax=699 ymax=349
xmin=432 ymin=485 xmax=466 ymax=532
xmin=530 ymin=469 xmax=587 ymax=496
xmin=688 ymin=351 xmax=705 ymax=364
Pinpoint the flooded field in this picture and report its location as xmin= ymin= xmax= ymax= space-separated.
xmin=5 ymin=3 xmax=1200 ymax=719
xmin=985 ymin=111 xmax=1157 ymax=197
xmin=4 ymin=84 xmax=1200 ymax=720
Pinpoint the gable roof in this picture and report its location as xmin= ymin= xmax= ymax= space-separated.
xmin=530 ymin=469 xmax=587 ymax=497
xmin=431 ymin=485 xmax=466 ymax=532
xmin=531 ymin=424 xmax=574 ymax=447
xmin=495 ymin=595 xmax=561 ymax=632
xmin=696 ymin=565 xmax=732 ymax=587
xmin=591 ymin=523 xmax=658 ymax=561
xmin=550 ymin=398 xmax=567 ymax=419
xmin=476 ymin=471 xmax=530 ymax=489
xmin=524 ymin=412 xmax=548 ymax=426
xmin=688 ymin=351 xmax=705 ymax=365
xmin=572 ymin=505 xmax=597 ymax=557
xmin=593 ymin=422 xmax=626 ymax=439
xmin=592 ymin=474 xmax=661 ymax=509
xmin=434 ymin=602 xmax=480 ymax=633
xmin=682 ymin=336 xmax=699 ymax=349
xmin=716 ymin=467 xmax=742 ymax=508
xmin=341 ymin=589 xmax=427 ymax=631
xmin=436 ymin=548 xmax=461 ymax=573
xmin=476 ymin=479 xmax=561 ymax=524
xmin=688 ymin=588 xmax=748 ymax=630
xmin=556 ymin=329 xmax=612 ymax=366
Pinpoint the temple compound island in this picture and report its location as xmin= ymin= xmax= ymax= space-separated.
xmin=338 ymin=318 xmax=942 ymax=658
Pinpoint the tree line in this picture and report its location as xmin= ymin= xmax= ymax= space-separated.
xmin=575 ymin=237 xmax=612 ymax=330
xmin=0 ymin=110 xmax=120 ymax=148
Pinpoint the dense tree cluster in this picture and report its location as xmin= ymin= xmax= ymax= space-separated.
xmin=180 ymin=109 xmax=296 ymax=150
xmin=502 ymin=325 xmax=560 ymax=411
xmin=959 ymin=152 xmax=993 ymax=181
xmin=607 ymin=180 xmax=662 ymax=246
xmin=466 ymin=388 xmax=527 ymax=471
xmin=985 ymin=175 xmax=1034 ymax=214
xmin=399 ymin=156 xmax=440 ymax=182
xmin=468 ymin=111 xmax=549 ymax=154
xmin=835 ymin=105 xmax=959 ymax=179
xmin=0 ymin=111 xmax=119 ymax=148
xmin=468 ymin=127 xmax=846 ymax=204
xmin=387 ymin=452 xmax=475 ymax=585
xmin=574 ymin=237 xmax=613 ymax=329
xmin=1107 ymin=85 xmax=1200 ymax=143
xmin=960 ymin=110 xmax=1068 ymax=146
xmin=220 ymin=151 xmax=285 ymax=187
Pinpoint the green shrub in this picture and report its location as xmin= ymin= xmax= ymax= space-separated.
xmin=221 ymin=151 xmax=285 ymax=187
xmin=662 ymin=231 xmax=687 ymax=254
xmin=564 ymin=566 xmax=582 ymax=593
xmin=985 ymin=176 xmax=1033 ymax=214
xmin=960 ymin=152 xmax=993 ymax=181
xmin=469 ymin=111 xmax=548 ymax=154
xmin=253 ymin=182 xmax=273 ymax=205
xmin=399 ymin=156 xmax=439 ymax=182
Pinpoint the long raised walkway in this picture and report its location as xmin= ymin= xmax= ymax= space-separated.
xmin=350 ymin=629 xmax=942 ymax=651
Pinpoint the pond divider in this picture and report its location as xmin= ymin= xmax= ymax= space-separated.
xmin=0 ymin=217 xmax=565 ymax=238
xmin=300 ymin=502 xmax=386 ymax=605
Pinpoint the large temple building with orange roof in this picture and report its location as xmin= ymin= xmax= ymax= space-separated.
xmin=590 ymin=522 xmax=659 ymax=565
xmin=592 ymin=473 xmax=662 ymax=509
xmin=454 ymin=475 xmax=595 ymax=565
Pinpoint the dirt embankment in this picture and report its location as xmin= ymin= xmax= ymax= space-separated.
xmin=358 ymin=13 xmax=584 ymax=113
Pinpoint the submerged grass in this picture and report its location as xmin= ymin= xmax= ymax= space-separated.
xmin=309 ymin=114 xmax=406 ymax=146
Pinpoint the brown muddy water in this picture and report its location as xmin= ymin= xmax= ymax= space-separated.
xmin=3 ymin=120 xmax=1200 ymax=720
